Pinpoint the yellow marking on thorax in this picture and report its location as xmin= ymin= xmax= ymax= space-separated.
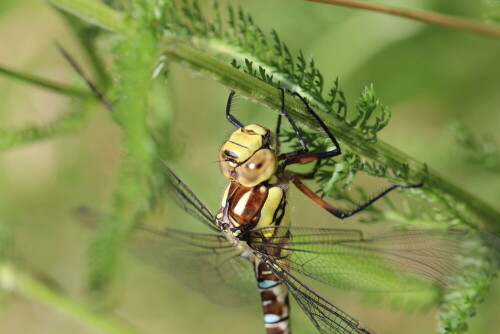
xmin=255 ymin=187 xmax=284 ymax=230
xmin=229 ymin=215 xmax=240 ymax=227
xmin=221 ymin=183 xmax=231 ymax=207
xmin=233 ymin=190 xmax=252 ymax=215
xmin=269 ymin=204 xmax=291 ymax=239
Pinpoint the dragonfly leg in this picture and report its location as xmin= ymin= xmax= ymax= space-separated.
xmin=279 ymin=91 xmax=342 ymax=165
xmin=292 ymin=177 xmax=423 ymax=219
xmin=226 ymin=90 xmax=244 ymax=128
xmin=287 ymin=160 xmax=322 ymax=180
xmin=275 ymin=113 xmax=283 ymax=152
xmin=276 ymin=88 xmax=309 ymax=158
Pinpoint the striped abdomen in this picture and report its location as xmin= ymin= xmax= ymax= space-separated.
xmin=255 ymin=258 xmax=290 ymax=334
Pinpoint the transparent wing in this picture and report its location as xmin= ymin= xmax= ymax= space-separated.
xmin=74 ymin=208 xmax=258 ymax=306
xmin=262 ymin=255 xmax=373 ymax=334
xmin=247 ymin=226 xmax=464 ymax=292
xmin=156 ymin=167 xmax=258 ymax=304
xmin=163 ymin=164 xmax=219 ymax=231
xmin=130 ymin=223 xmax=258 ymax=306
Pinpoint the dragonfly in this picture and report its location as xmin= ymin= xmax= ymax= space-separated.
xmin=60 ymin=45 xmax=463 ymax=331
xmin=77 ymin=89 xmax=464 ymax=334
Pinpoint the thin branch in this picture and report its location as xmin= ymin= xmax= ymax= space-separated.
xmin=0 ymin=263 xmax=147 ymax=334
xmin=57 ymin=9 xmax=111 ymax=87
xmin=57 ymin=43 xmax=114 ymax=111
xmin=0 ymin=64 xmax=91 ymax=98
xmin=306 ymin=0 xmax=500 ymax=39
xmin=0 ymin=110 xmax=87 ymax=152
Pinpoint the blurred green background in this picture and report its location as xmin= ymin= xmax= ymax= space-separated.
xmin=0 ymin=0 xmax=499 ymax=333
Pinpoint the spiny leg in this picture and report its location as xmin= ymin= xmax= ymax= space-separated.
xmin=276 ymin=90 xmax=341 ymax=181
xmin=288 ymin=160 xmax=322 ymax=180
xmin=226 ymin=90 xmax=243 ymax=128
xmin=287 ymin=92 xmax=424 ymax=217
xmin=277 ymin=88 xmax=308 ymax=159
xmin=275 ymin=113 xmax=283 ymax=152
xmin=292 ymin=177 xmax=424 ymax=220
xmin=280 ymin=92 xmax=341 ymax=166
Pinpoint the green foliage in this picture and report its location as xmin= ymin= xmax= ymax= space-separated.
xmin=0 ymin=1 xmax=498 ymax=334
xmin=450 ymin=122 xmax=500 ymax=173
xmin=47 ymin=0 xmax=131 ymax=35
xmin=86 ymin=2 xmax=169 ymax=294
xmin=169 ymin=1 xmax=390 ymax=143
xmin=438 ymin=237 xmax=498 ymax=334
xmin=483 ymin=0 xmax=500 ymax=23
xmin=0 ymin=101 xmax=90 ymax=152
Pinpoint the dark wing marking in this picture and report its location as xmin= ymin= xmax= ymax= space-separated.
xmin=247 ymin=226 xmax=464 ymax=292
xmin=129 ymin=223 xmax=258 ymax=306
xmin=262 ymin=255 xmax=374 ymax=334
xmin=163 ymin=164 xmax=219 ymax=231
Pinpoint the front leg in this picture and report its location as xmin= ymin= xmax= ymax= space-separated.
xmin=279 ymin=92 xmax=342 ymax=165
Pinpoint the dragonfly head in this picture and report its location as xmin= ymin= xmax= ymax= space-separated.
xmin=219 ymin=124 xmax=277 ymax=187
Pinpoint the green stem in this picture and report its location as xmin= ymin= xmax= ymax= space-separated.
xmin=162 ymin=38 xmax=500 ymax=235
xmin=0 ymin=110 xmax=88 ymax=152
xmin=0 ymin=263 xmax=146 ymax=334
xmin=0 ymin=65 xmax=91 ymax=98
xmin=45 ymin=0 xmax=131 ymax=35
xmin=306 ymin=0 xmax=500 ymax=39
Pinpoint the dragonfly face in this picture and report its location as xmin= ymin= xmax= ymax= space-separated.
xmin=219 ymin=124 xmax=278 ymax=187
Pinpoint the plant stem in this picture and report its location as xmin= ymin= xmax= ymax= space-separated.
xmin=46 ymin=0 xmax=131 ymax=35
xmin=0 ymin=65 xmax=91 ymax=98
xmin=306 ymin=0 xmax=500 ymax=39
xmin=162 ymin=38 xmax=500 ymax=235
xmin=0 ymin=263 xmax=146 ymax=334
xmin=0 ymin=108 xmax=89 ymax=152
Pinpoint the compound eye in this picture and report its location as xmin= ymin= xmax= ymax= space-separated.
xmin=238 ymin=149 xmax=277 ymax=187
xmin=219 ymin=148 xmax=238 ymax=181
